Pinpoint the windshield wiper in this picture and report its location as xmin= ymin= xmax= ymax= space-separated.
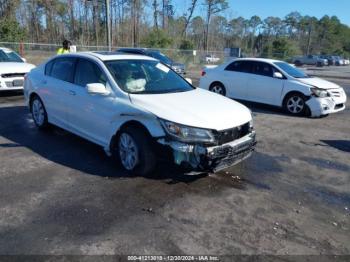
xmin=130 ymin=89 xmax=189 ymax=94
xmin=294 ymin=76 xmax=310 ymax=78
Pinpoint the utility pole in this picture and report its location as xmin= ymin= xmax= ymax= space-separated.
xmin=105 ymin=0 xmax=111 ymax=51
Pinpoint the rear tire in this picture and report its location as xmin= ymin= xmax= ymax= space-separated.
xmin=30 ymin=95 xmax=49 ymax=130
xmin=209 ymin=82 xmax=226 ymax=96
xmin=114 ymin=126 xmax=156 ymax=176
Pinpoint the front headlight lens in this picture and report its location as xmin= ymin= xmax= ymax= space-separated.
xmin=249 ymin=119 xmax=254 ymax=132
xmin=160 ymin=119 xmax=215 ymax=143
xmin=249 ymin=110 xmax=254 ymax=132
xmin=311 ymin=87 xmax=329 ymax=98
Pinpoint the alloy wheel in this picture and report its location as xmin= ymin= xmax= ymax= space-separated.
xmin=32 ymin=99 xmax=45 ymax=126
xmin=118 ymin=133 xmax=139 ymax=170
xmin=211 ymin=85 xmax=224 ymax=95
xmin=287 ymin=96 xmax=304 ymax=114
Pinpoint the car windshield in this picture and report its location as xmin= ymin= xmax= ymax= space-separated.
xmin=0 ymin=50 xmax=23 ymax=62
xmin=274 ymin=62 xmax=310 ymax=78
xmin=149 ymin=51 xmax=173 ymax=65
xmin=104 ymin=59 xmax=193 ymax=94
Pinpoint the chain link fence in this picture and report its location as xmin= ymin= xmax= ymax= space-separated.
xmin=1 ymin=42 xmax=299 ymax=78
xmin=0 ymin=41 xmax=226 ymax=67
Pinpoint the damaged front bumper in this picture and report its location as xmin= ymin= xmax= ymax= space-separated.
xmin=157 ymin=131 xmax=256 ymax=173
xmin=306 ymin=90 xmax=347 ymax=117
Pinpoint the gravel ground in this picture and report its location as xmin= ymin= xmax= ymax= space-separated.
xmin=0 ymin=79 xmax=349 ymax=257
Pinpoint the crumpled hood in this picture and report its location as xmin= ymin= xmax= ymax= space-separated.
xmin=0 ymin=62 xmax=36 ymax=75
xmin=298 ymin=77 xmax=340 ymax=90
xmin=130 ymin=88 xmax=252 ymax=131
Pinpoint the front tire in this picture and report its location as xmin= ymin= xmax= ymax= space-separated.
xmin=115 ymin=126 xmax=156 ymax=176
xmin=30 ymin=96 xmax=49 ymax=129
xmin=209 ymin=82 xmax=226 ymax=96
xmin=284 ymin=93 xmax=307 ymax=116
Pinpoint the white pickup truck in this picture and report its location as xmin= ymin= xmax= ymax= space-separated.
xmin=293 ymin=55 xmax=328 ymax=67
xmin=205 ymin=54 xmax=220 ymax=64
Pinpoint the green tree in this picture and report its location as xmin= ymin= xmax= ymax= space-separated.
xmin=141 ymin=29 xmax=172 ymax=48
xmin=179 ymin=39 xmax=194 ymax=49
xmin=248 ymin=15 xmax=262 ymax=54
xmin=271 ymin=38 xmax=299 ymax=59
xmin=203 ymin=0 xmax=228 ymax=51
xmin=189 ymin=16 xmax=205 ymax=49
xmin=0 ymin=18 xmax=26 ymax=42
xmin=284 ymin=11 xmax=301 ymax=37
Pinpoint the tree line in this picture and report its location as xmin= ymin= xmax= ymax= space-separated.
xmin=0 ymin=0 xmax=350 ymax=59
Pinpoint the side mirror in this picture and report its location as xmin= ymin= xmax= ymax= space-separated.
xmin=185 ymin=78 xmax=192 ymax=85
xmin=22 ymin=57 xmax=27 ymax=62
xmin=86 ymin=83 xmax=109 ymax=95
xmin=273 ymin=72 xmax=284 ymax=79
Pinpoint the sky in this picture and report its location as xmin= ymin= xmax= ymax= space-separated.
xmin=173 ymin=0 xmax=350 ymax=26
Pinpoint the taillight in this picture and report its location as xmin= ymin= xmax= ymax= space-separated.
xmin=201 ymin=70 xmax=206 ymax=77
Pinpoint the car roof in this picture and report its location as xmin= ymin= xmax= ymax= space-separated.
xmin=117 ymin=47 xmax=146 ymax=51
xmin=232 ymin=58 xmax=282 ymax=63
xmin=59 ymin=51 xmax=158 ymax=62
xmin=0 ymin=47 xmax=14 ymax=52
xmin=117 ymin=47 xmax=161 ymax=53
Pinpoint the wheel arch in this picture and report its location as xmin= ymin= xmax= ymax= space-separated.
xmin=209 ymin=81 xmax=226 ymax=95
xmin=282 ymin=90 xmax=308 ymax=107
xmin=109 ymin=120 xmax=160 ymax=153
xmin=282 ymin=90 xmax=311 ymax=116
xmin=28 ymin=92 xmax=41 ymax=112
xmin=209 ymin=81 xmax=225 ymax=89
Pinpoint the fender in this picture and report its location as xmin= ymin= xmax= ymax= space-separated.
xmin=280 ymin=79 xmax=312 ymax=107
xmin=104 ymin=99 xmax=165 ymax=154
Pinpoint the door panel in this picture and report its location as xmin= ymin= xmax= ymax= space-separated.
xmin=65 ymin=58 xmax=115 ymax=146
xmin=66 ymin=85 xmax=115 ymax=146
xmin=43 ymin=57 xmax=76 ymax=127
xmin=246 ymin=62 xmax=284 ymax=106
xmin=223 ymin=61 xmax=252 ymax=99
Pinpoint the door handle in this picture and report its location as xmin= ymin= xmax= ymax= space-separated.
xmin=69 ymin=90 xmax=76 ymax=96
xmin=42 ymin=80 xmax=47 ymax=85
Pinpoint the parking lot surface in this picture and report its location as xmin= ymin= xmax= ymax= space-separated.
xmin=0 ymin=80 xmax=349 ymax=255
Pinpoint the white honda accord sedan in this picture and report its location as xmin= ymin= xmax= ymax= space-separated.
xmin=24 ymin=52 xmax=256 ymax=175
xmin=199 ymin=58 xmax=347 ymax=117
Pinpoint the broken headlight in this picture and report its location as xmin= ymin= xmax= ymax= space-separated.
xmin=160 ymin=119 xmax=215 ymax=143
xmin=310 ymin=87 xmax=329 ymax=98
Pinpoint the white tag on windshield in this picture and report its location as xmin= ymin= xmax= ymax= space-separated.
xmin=156 ymin=63 xmax=170 ymax=73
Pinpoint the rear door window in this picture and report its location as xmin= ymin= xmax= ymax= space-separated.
xmin=225 ymin=61 xmax=252 ymax=73
xmin=45 ymin=60 xmax=54 ymax=75
xmin=50 ymin=57 xmax=76 ymax=82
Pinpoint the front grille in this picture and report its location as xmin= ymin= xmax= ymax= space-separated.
xmin=329 ymin=89 xmax=343 ymax=97
xmin=1 ymin=73 xmax=26 ymax=78
xmin=214 ymin=122 xmax=250 ymax=145
xmin=5 ymin=79 xmax=24 ymax=87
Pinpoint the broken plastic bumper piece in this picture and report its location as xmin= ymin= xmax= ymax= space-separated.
xmin=306 ymin=90 xmax=346 ymax=117
xmin=158 ymin=131 xmax=256 ymax=173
